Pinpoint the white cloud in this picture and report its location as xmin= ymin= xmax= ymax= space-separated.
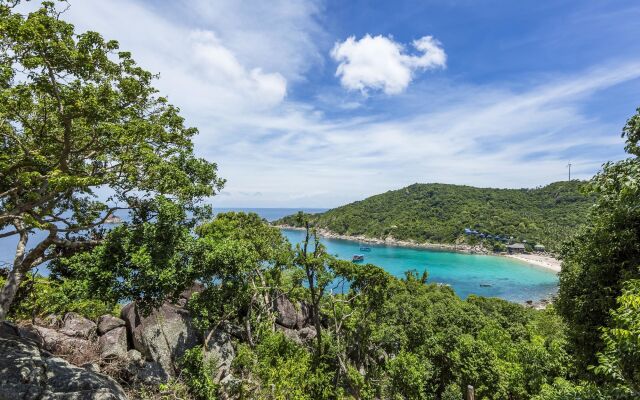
xmin=188 ymin=30 xmax=286 ymax=108
xmin=331 ymin=34 xmax=446 ymax=95
xmin=13 ymin=1 xmax=640 ymax=208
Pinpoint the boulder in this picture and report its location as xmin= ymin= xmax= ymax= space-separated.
xmin=298 ymin=326 xmax=317 ymax=343
xmin=129 ymin=361 xmax=169 ymax=385
xmin=204 ymin=329 xmax=235 ymax=383
xmin=0 ymin=325 xmax=127 ymax=399
xmin=127 ymin=349 xmax=144 ymax=367
xmin=35 ymin=314 xmax=62 ymax=328
xmin=120 ymin=301 xmax=200 ymax=377
xmin=97 ymin=315 xmax=125 ymax=335
xmin=274 ymin=294 xmax=310 ymax=329
xmin=98 ymin=326 xmax=128 ymax=360
xmin=60 ymin=312 xmax=97 ymax=339
xmin=276 ymin=325 xmax=302 ymax=344
xmin=275 ymin=325 xmax=317 ymax=345
xmin=22 ymin=324 xmax=96 ymax=360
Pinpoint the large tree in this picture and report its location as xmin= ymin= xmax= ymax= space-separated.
xmin=556 ymin=107 xmax=640 ymax=370
xmin=0 ymin=1 xmax=223 ymax=320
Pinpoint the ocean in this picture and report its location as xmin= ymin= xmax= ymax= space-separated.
xmin=0 ymin=207 xmax=558 ymax=302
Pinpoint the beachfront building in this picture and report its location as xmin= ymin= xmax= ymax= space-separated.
xmin=534 ymin=244 xmax=546 ymax=252
xmin=506 ymin=243 xmax=526 ymax=254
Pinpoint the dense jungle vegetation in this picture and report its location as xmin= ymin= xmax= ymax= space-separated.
xmin=1 ymin=2 xmax=639 ymax=399
xmin=277 ymin=181 xmax=594 ymax=252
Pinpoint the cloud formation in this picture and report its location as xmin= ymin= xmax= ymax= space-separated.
xmin=13 ymin=0 xmax=639 ymax=208
xmin=331 ymin=34 xmax=446 ymax=94
xmin=189 ymin=30 xmax=287 ymax=109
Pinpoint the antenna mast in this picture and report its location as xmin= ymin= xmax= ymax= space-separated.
xmin=567 ymin=162 xmax=572 ymax=181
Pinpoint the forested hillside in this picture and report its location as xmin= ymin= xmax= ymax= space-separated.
xmin=278 ymin=181 xmax=593 ymax=251
xmin=2 ymin=3 xmax=639 ymax=399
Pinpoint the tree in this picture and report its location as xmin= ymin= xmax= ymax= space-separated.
xmin=592 ymin=279 xmax=640 ymax=398
xmin=293 ymin=212 xmax=337 ymax=359
xmin=556 ymin=107 xmax=640 ymax=370
xmin=190 ymin=212 xmax=293 ymax=347
xmin=50 ymin=197 xmax=201 ymax=314
xmin=0 ymin=2 xmax=223 ymax=320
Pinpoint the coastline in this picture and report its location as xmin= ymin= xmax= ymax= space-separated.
xmin=275 ymin=224 xmax=562 ymax=273
xmin=503 ymin=253 xmax=561 ymax=273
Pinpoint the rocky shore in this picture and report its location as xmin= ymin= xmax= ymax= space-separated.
xmin=275 ymin=225 xmax=492 ymax=254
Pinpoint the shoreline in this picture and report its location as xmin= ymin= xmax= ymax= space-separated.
xmin=275 ymin=225 xmax=562 ymax=273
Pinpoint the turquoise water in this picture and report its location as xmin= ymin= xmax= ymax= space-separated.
xmin=0 ymin=207 xmax=558 ymax=303
xmin=280 ymin=228 xmax=558 ymax=303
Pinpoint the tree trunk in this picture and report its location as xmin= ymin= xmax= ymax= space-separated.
xmin=0 ymin=267 xmax=24 ymax=320
xmin=0 ymin=228 xmax=28 ymax=321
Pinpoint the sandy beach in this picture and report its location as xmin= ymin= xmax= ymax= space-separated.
xmin=276 ymin=225 xmax=562 ymax=273
xmin=504 ymin=253 xmax=562 ymax=272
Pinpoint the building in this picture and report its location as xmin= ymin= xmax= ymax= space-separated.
xmin=534 ymin=244 xmax=546 ymax=252
xmin=506 ymin=243 xmax=526 ymax=254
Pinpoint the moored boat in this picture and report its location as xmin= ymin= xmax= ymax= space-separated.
xmin=105 ymin=214 xmax=123 ymax=224
xmin=352 ymin=254 xmax=365 ymax=262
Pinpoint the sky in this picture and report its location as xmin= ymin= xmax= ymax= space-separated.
xmin=22 ymin=0 xmax=640 ymax=207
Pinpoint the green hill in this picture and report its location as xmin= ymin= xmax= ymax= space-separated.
xmin=277 ymin=181 xmax=594 ymax=251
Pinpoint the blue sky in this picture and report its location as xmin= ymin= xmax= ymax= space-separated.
xmin=32 ymin=0 xmax=640 ymax=207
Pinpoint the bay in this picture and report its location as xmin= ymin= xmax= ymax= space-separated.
xmin=0 ymin=207 xmax=558 ymax=303
xmin=280 ymin=228 xmax=558 ymax=304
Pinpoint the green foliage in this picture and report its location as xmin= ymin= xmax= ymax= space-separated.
xmin=556 ymin=108 xmax=640 ymax=370
xmin=180 ymin=346 xmax=219 ymax=400
xmin=278 ymin=181 xmax=592 ymax=251
xmin=0 ymin=0 xmax=223 ymax=319
xmin=0 ymin=274 xmax=117 ymax=321
xmin=189 ymin=212 xmax=293 ymax=343
xmin=51 ymin=198 xmax=199 ymax=313
xmin=232 ymin=331 xmax=336 ymax=399
xmin=591 ymin=280 xmax=640 ymax=397
xmin=385 ymin=351 xmax=434 ymax=400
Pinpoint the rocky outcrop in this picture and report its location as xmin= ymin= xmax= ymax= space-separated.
xmin=0 ymin=322 xmax=127 ymax=400
xmin=97 ymin=315 xmax=125 ymax=335
xmin=204 ymin=329 xmax=235 ymax=382
xmin=120 ymin=301 xmax=200 ymax=378
xmin=98 ymin=326 xmax=128 ymax=360
xmin=60 ymin=312 xmax=97 ymax=338
xmin=276 ymin=324 xmax=317 ymax=345
xmin=0 ymin=288 xmax=243 ymax=394
xmin=274 ymin=294 xmax=310 ymax=329
xmin=24 ymin=324 xmax=97 ymax=362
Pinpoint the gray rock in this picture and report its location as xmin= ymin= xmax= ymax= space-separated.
xmin=60 ymin=312 xmax=97 ymax=339
xmin=24 ymin=324 xmax=94 ymax=358
xmin=127 ymin=349 xmax=144 ymax=367
xmin=120 ymin=301 xmax=200 ymax=377
xmin=204 ymin=329 xmax=235 ymax=383
xmin=0 ymin=328 xmax=127 ymax=400
xmin=131 ymin=361 xmax=169 ymax=385
xmin=276 ymin=325 xmax=302 ymax=345
xmin=82 ymin=362 xmax=101 ymax=373
xmin=275 ymin=324 xmax=317 ymax=345
xmin=98 ymin=326 xmax=128 ymax=360
xmin=298 ymin=326 xmax=317 ymax=343
xmin=97 ymin=315 xmax=125 ymax=335
xmin=34 ymin=314 xmax=62 ymax=328
xmin=274 ymin=294 xmax=310 ymax=329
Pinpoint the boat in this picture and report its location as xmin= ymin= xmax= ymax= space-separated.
xmin=359 ymin=246 xmax=371 ymax=252
xmin=479 ymin=283 xmax=492 ymax=288
xmin=105 ymin=214 xmax=123 ymax=224
xmin=352 ymin=254 xmax=365 ymax=262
